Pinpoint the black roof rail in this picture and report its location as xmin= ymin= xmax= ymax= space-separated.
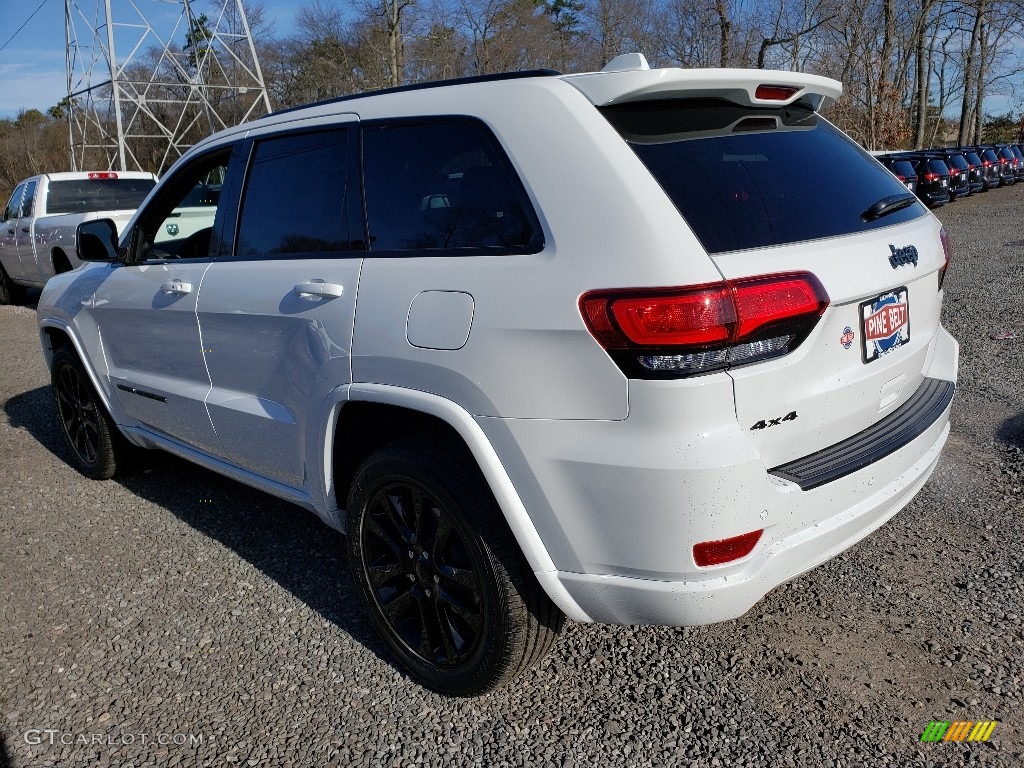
xmin=268 ymin=69 xmax=562 ymax=118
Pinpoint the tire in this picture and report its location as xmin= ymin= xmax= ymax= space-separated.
xmin=346 ymin=437 xmax=564 ymax=696
xmin=50 ymin=347 xmax=133 ymax=479
xmin=0 ymin=263 xmax=27 ymax=305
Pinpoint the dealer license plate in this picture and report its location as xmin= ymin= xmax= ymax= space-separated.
xmin=860 ymin=287 xmax=910 ymax=363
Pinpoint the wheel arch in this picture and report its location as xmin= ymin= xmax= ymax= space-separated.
xmin=330 ymin=384 xmax=589 ymax=621
xmin=39 ymin=322 xmax=118 ymax=417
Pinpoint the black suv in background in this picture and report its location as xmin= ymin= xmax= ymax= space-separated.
xmin=925 ymin=149 xmax=974 ymax=198
xmin=980 ymin=146 xmax=1017 ymax=185
xmin=877 ymin=156 xmax=918 ymax=193
xmin=903 ymin=155 xmax=952 ymax=207
xmin=1004 ymin=145 xmax=1024 ymax=180
xmin=961 ymin=149 xmax=996 ymax=191
xmin=973 ymin=147 xmax=1006 ymax=189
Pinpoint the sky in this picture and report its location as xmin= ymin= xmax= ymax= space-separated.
xmin=0 ymin=0 xmax=1017 ymax=122
xmin=0 ymin=0 xmax=300 ymax=120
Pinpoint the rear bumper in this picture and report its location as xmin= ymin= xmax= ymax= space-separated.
xmin=540 ymin=415 xmax=949 ymax=625
xmin=499 ymin=325 xmax=958 ymax=625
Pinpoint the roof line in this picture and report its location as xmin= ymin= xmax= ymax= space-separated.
xmin=268 ymin=69 xmax=562 ymax=118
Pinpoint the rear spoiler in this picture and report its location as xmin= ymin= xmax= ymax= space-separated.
xmin=562 ymin=55 xmax=842 ymax=112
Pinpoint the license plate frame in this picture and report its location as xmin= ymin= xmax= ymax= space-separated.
xmin=860 ymin=287 xmax=910 ymax=364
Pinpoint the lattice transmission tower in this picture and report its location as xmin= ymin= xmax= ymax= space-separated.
xmin=65 ymin=0 xmax=272 ymax=175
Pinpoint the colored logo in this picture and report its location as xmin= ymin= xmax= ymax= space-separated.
xmin=860 ymin=288 xmax=910 ymax=363
xmin=840 ymin=326 xmax=855 ymax=349
xmin=920 ymin=720 xmax=997 ymax=742
xmin=166 ymin=222 xmax=179 ymax=236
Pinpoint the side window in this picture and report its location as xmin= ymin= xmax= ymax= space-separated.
xmin=19 ymin=180 xmax=37 ymax=217
xmin=362 ymin=120 xmax=541 ymax=254
xmin=235 ymin=130 xmax=351 ymax=257
xmin=4 ymin=185 xmax=25 ymax=221
xmin=135 ymin=152 xmax=232 ymax=261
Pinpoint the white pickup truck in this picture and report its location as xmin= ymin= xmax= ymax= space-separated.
xmin=0 ymin=171 xmax=157 ymax=304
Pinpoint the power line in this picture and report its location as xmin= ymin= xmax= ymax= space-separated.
xmin=0 ymin=0 xmax=52 ymax=54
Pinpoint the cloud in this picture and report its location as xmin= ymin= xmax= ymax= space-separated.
xmin=0 ymin=57 xmax=67 ymax=119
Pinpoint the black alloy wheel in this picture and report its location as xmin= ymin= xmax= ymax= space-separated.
xmin=361 ymin=478 xmax=486 ymax=668
xmin=50 ymin=348 xmax=131 ymax=479
xmin=347 ymin=437 xmax=564 ymax=696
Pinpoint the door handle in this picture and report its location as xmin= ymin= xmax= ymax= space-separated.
xmin=293 ymin=281 xmax=344 ymax=299
xmin=161 ymin=279 xmax=193 ymax=295
xmin=21 ymin=227 xmax=29 ymax=233
xmin=7 ymin=229 xmax=14 ymax=235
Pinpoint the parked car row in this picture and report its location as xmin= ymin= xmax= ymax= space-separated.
xmin=876 ymin=143 xmax=1024 ymax=208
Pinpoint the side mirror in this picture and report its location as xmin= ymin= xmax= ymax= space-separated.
xmin=77 ymin=218 xmax=121 ymax=262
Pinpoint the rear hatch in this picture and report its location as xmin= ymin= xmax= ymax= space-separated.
xmin=572 ymin=65 xmax=949 ymax=470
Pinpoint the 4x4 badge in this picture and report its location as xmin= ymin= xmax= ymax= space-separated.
xmin=888 ymin=243 xmax=919 ymax=268
xmin=750 ymin=411 xmax=798 ymax=430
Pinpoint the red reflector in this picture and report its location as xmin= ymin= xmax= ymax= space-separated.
xmin=755 ymin=84 xmax=800 ymax=101
xmin=88 ymin=171 xmax=118 ymax=180
xmin=895 ymin=175 xmax=906 ymax=181
xmin=693 ymin=529 xmax=763 ymax=567
xmin=609 ymin=286 xmax=734 ymax=346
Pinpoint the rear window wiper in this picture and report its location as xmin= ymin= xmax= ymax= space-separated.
xmin=862 ymin=193 xmax=917 ymax=222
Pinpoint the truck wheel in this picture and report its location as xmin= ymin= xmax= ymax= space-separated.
xmin=51 ymin=348 xmax=134 ymax=479
xmin=0 ymin=263 xmax=27 ymax=305
xmin=346 ymin=437 xmax=564 ymax=696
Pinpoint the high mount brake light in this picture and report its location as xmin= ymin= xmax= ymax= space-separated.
xmin=755 ymin=84 xmax=800 ymax=101
xmin=88 ymin=172 xmax=118 ymax=180
xmin=580 ymin=272 xmax=829 ymax=379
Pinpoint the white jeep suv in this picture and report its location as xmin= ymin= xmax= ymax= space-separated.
xmin=38 ymin=55 xmax=958 ymax=695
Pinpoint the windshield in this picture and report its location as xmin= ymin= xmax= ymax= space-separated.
xmin=600 ymin=99 xmax=923 ymax=254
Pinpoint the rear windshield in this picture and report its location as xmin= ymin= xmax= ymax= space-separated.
xmin=946 ymin=154 xmax=969 ymax=171
xmin=46 ymin=178 xmax=156 ymax=215
xmin=601 ymin=99 xmax=923 ymax=254
xmin=889 ymin=160 xmax=916 ymax=178
xmin=964 ymin=151 xmax=982 ymax=165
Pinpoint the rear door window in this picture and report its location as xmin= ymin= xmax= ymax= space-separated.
xmin=600 ymin=99 xmax=923 ymax=255
xmin=361 ymin=119 xmax=542 ymax=254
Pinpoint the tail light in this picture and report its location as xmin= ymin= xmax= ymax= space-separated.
xmin=923 ymin=172 xmax=941 ymax=182
xmin=895 ymin=174 xmax=906 ymax=181
xmin=939 ymin=227 xmax=952 ymax=290
xmin=693 ymin=529 xmax=763 ymax=567
xmin=580 ymin=272 xmax=829 ymax=378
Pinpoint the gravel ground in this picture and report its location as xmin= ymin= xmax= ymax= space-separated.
xmin=1 ymin=185 xmax=1022 ymax=768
